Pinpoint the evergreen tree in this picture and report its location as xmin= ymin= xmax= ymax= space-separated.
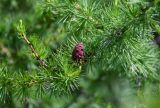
xmin=0 ymin=0 xmax=160 ymax=108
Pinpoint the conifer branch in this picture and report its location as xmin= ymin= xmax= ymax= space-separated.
xmin=20 ymin=33 xmax=48 ymax=67
xmin=100 ymin=2 xmax=153 ymax=49
xmin=17 ymin=20 xmax=48 ymax=68
xmin=1 ymin=0 xmax=160 ymax=107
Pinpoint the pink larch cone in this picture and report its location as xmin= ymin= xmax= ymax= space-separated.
xmin=72 ymin=42 xmax=85 ymax=61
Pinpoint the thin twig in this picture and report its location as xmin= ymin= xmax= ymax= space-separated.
xmin=20 ymin=33 xmax=48 ymax=67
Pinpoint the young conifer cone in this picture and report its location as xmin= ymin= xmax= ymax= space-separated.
xmin=72 ymin=42 xmax=85 ymax=61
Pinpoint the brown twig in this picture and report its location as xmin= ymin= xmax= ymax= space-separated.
xmin=20 ymin=33 xmax=48 ymax=67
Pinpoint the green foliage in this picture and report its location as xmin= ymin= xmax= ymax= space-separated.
xmin=0 ymin=0 xmax=160 ymax=108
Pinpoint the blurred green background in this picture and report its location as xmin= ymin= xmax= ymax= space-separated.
xmin=0 ymin=0 xmax=160 ymax=108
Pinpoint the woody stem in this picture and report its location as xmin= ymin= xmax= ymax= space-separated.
xmin=21 ymin=33 xmax=48 ymax=67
